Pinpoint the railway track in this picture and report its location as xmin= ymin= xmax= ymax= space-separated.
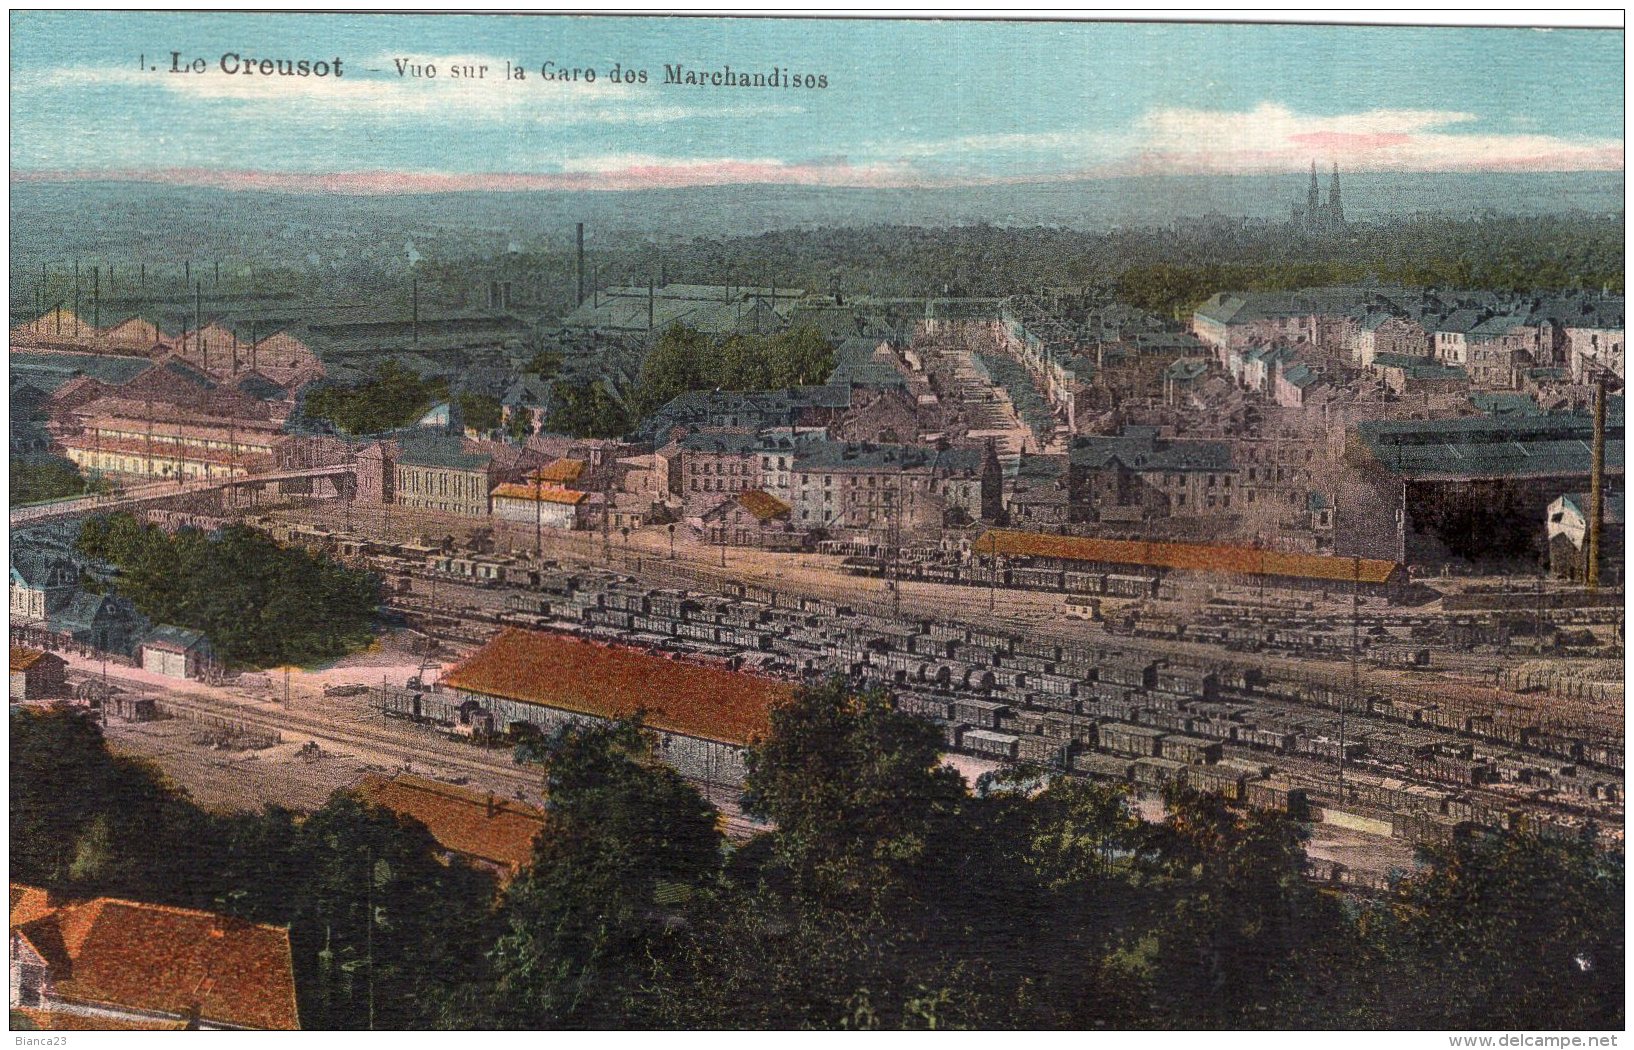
xmin=74 ymin=667 xmax=764 ymax=838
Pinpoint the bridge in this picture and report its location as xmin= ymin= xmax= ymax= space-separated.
xmin=9 ymin=463 xmax=355 ymax=529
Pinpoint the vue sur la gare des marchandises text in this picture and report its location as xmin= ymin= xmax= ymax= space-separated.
xmin=151 ymin=51 xmax=829 ymax=88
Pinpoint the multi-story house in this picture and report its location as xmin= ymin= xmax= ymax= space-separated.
xmin=1067 ymin=427 xmax=1237 ymax=523
xmin=679 ymin=432 xmax=761 ymax=518
xmin=393 ymin=435 xmax=505 ymax=517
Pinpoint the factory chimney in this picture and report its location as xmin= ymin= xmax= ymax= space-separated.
xmin=412 ymin=278 xmax=420 ymax=347
xmin=648 ymin=278 xmax=655 ymax=331
xmin=576 ymin=223 xmax=585 ymax=306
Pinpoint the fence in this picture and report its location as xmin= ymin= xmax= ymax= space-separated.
xmin=152 ymin=701 xmax=281 ymax=750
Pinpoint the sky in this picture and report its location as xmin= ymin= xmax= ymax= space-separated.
xmin=9 ymin=12 xmax=1625 ymax=192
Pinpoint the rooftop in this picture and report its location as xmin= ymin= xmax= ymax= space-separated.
xmin=976 ymin=528 xmax=1401 ymax=585
xmin=440 ymin=628 xmax=794 ymax=746
xmin=735 ymin=489 xmax=793 ymax=521
xmin=490 ymin=482 xmax=588 ymax=506
xmin=10 ymin=887 xmax=299 ymax=1031
xmin=352 ymin=773 xmax=546 ymax=876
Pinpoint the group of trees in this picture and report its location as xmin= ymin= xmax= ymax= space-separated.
xmin=1117 ymin=247 xmax=1627 ymax=321
xmin=542 ymin=322 xmax=834 ymax=439
xmin=14 ymin=680 xmax=1621 ymax=1031
xmin=75 ymin=512 xmax=379 ymax=669
xmin=543 ymin=381 xmax=633 ymax=440
xmin=305 ymin=361 xmax=449 ymax=436
xmin=630 ymin=322 xmax=836 ymax=419
xmin=11 ymin=707 xmax=494 ymax=1031
xmin=10 ymin=455 xmax=107 ymax=507
xmin=455 ymin=392 xmax=504 ymax=434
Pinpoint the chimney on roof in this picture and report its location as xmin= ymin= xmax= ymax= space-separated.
xmin=486 ymin=791 xmax=497 ymax=818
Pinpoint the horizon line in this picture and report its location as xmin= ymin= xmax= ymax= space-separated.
xmin=11 ymin=164 xmax=1627 ymax=196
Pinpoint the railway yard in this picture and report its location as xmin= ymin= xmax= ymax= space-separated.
xmin=24 ymin=495 xmax=1625 ymax=891
xmin=268 ymin=502 xmax=1624 ymax=883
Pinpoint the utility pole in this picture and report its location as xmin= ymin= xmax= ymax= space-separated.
xmin=1341 ymin=553 xmax=1359 ymax=797
xmin=1587 ymin=372 xmax=1608 ymax=591
xmin=533 ymin=466 xmax=543 ymax=560
xmin=987 ymin=532 xmax=998 ymax=613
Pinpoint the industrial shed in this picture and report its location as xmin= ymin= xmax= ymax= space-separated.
xmin=974 ymin=528 xmax=1406 ymax=598
xmin=437 ymin=628 xmax=794 ymax=786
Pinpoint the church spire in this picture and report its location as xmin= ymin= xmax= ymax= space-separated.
xmin=1307 ymin=160 xmax=1321 ymax=219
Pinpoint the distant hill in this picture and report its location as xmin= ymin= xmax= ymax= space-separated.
xmin=10 ymin=170 xmax=1624 ymax=267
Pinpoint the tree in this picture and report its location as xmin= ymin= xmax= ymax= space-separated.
xmin=1131 ymin=784 xmax=1344 ymax=1028
xmin=10 ymin=707 xmax=223 ymax=906
xmin=1372 ymin=830 xmax=1624 ymax=1030
xmin=544 ymin=382 xmax=631 ymax=439
xmin=505 ymin=405 xmax=535 ymax=442
xmin=305 ymin=362 xmax=447 ymax=436
xmin=287 ymin=795 xmax=499 ymax=1031
xmin=456 ymin=392 xmax=503 ymax=434
xmin=743 ymin=678 xmax=966 ymax=906
xmin=483 ymin=720 xmax=722 ymax=1028
xmin=76 ymin=514 xmax=380 ymax=669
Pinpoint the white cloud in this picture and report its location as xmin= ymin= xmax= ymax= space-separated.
xmin=870 ymin=102 xmax=1620 ymax=176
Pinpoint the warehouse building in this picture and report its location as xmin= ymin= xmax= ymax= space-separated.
xmin=436 ymin=628 xmax=794 ymax=785
xmin=974 ymin=528 xmax=1406 ymax=598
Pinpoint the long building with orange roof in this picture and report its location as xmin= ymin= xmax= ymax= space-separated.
xmin=437 ymin=627 xmax=795 ymax=785
xmin=975 ymin=528 xmax=1406 ymax=597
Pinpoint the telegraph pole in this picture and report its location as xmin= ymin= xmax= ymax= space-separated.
xmin=1587 ymin=372 xmax=1608 ymax=591
xmin=1341 ymin=554 xmax=1359 ymax=797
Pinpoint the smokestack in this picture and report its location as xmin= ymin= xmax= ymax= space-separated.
xmin=93 ymin=266 xmax=100 ymax=330
xmin=73 ymin=260 xmax=80 ymax=338
xmin=576 ymin=223 xmax=585 ymax=306
xmin=593 ymin=265 xmax=599 ymax=308
xmin=648 ymin=278 xmax=655 ymax=331
xmin=1588 ymin=373 xmax=1608 ymax=590
xmin=412 ymin=278 xmax=419 ymax=347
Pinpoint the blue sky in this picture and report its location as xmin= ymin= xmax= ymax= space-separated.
xmin=10 ymin=13 xmax=1625 ymax=191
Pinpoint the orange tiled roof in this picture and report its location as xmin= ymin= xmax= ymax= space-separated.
xmin=975 ymin=528 xmax=1401 ymax=585
xmin=735 ymin=489 xmax=792 ymax=522
xmin=353 ymin=773 xmax=545 ymax=876
xmin=11 ymin=646 xmax=51 ymax=673
xmin=10 ymin=889 xmax=299 ymax=1031
xmin=491 ymin=482 xmax=588 ymax=505
xmin=11 ymin=883 xmax=55 ymax=928
xmin=14 ymin=1008 xmax=190 ymax=1032
xmin=441 ymin=628 xmax=792 ymax=746
xmin=527 ymin=458 xmax=587 ymax=484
